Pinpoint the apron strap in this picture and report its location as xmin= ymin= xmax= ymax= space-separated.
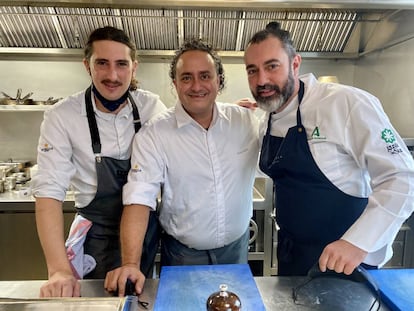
xmin=85 ymin=86 xmax=101 ymax=155
xmin=128 ymin=93 xmax=141 ymax=132
xmin=296 ymin=80 xmax=305 ymax=127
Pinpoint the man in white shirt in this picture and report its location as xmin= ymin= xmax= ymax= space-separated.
xmin=104 ymin=38 xmax=259 ymax=296
xmin=243 ymin=21 xmax=414 ymax=276
xmin=31 ymin=26 xmax=166 ymax=297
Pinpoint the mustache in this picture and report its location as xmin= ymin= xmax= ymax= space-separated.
xmin=101 ymin=79 xmax=122 ymax=86
xmin=256 ymin=84 xmax=281 ymax=94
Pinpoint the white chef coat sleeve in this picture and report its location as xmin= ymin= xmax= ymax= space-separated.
xmin=132 ymin=90 xmax=167 ymax=124
xmin=31 ymin=106 xmax=76 ymax=201
xmin=340 ymin=92 xmax=414 ymax=265
xmin=123 ymin=124 xmax=163 ymax=210
xmin=255 ymin=112 xmax=270 ymax=177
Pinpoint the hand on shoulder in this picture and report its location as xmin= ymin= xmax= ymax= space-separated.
xmin=234 ymin=98 xmax=257 ymax=110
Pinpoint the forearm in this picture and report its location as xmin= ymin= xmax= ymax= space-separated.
xmin=120 ymin=204 xmax=150 ymax=268
xmin=35 ymin=197 xmax=72 ymax=277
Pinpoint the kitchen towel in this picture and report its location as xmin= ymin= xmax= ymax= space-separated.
xmin=154 ymin=264 xmax=265 ymax=311
xmin=65 ymin=214 xmax=96 ymax=279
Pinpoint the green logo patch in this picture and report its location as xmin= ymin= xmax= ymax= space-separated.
xmin=381 ymin=129 xmax=396 ymax=144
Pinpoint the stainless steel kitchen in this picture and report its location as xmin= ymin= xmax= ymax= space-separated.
xmin=1 ymin=0 xmax=414 ymax=310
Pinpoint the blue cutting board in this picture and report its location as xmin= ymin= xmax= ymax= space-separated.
xmin=368 ymin=269 xmax=414 ymax=311
xmin=153 ymin=264 xmax=265 ymax=311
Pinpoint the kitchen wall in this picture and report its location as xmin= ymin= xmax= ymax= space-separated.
xmin=0 ymin=37 xmax=413 ymax=162
xmin=355 ymin=38 xmax=414 ymax=139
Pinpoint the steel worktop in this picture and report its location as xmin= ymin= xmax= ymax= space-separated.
xmin=0 ymin=177 xmax=276 ymax=280
xmin=0 ymin=277 xmax=389 ymax=311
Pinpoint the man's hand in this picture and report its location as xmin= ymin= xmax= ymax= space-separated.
xmin=319 ymin=239 xmax=368 ymax=275
xmin=39 ymin=271 xmax=80 ymax=297
xmin=104 ymin=264 xmax=145 ymax=297
xmin=234 ymin=98 xmax=257 ymax=110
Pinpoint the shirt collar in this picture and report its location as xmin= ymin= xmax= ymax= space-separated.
xmin=174 ymin=101 xmax=229 ymax=129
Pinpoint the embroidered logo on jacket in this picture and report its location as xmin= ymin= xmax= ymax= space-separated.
xmin=381 ymin=128 xmax=403 ymax=154
xmin=131 ymin=164 xmax=142 ymax=173
xmin=40 ymin=143 xmax=53 ymax=152
xmin=311 ymin=126 xmax=326 ymax=140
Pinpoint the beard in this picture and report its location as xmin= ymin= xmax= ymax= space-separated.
xmin=252 ymin=71 xmax=295 ymax=113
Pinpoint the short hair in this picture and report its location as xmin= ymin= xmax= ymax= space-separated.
xmin=169 ymin=38 xmax=225 ymax=91
xmin=84 ymin=26 xmax=138 ymax=90
xmin=248 ymin=21 xmax=297 ymax=61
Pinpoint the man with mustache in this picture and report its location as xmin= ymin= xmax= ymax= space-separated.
xmin=31 ymin=26 xmax=166 ymax=297
xmin=243 ymin=21 xmax=414 ymax=276
xmin=104 ymin=38 xmax=259 ymax=296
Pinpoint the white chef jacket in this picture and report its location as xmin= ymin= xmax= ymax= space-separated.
xmin=123 ymin=101 xmax=260 ymax=250
xmin=31 ymin=88 xmax=166 ymax=208
xmin=262 ymin=73 xmax=414 ymax=267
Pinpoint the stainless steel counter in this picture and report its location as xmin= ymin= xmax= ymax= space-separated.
xmin=0 ymin=197 xmax=76 ymax=280
xmin=0 ymin=177 xmax=276 ymax=279
xmin=0 ymin=277 xmax=390 ymax=310
xmin=0 ymin=185 xmax=75 ymax=214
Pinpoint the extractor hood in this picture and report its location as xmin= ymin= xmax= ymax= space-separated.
xmin=0 ymin=0 xmax=414 ymax=60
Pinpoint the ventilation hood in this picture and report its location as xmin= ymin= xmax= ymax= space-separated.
xmin=0 ymin=0 xmax=414 ymax=60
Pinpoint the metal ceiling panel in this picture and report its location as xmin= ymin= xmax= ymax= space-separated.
xmin=0 ymin=6 xmax=64 ymax=48
xmin=183 ymin=10 xmax=242 ymax=51
xmin=0 ymin=3 xmax=412 ymax=60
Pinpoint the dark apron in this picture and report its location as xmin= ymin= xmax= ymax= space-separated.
xmin=259 ymin=80 xmax=368 ymax=276
xmin=77 ymin=86 xmax=160 ymax=278
xmin=160 ymin=229 xmax=249 ymax=266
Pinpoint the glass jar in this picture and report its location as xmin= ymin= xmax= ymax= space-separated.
xmin=206 ymin=284 xmax=241 ymax=311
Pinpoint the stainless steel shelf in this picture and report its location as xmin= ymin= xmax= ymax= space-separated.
xmin=0 ymin=104 xmax=51 ymax=111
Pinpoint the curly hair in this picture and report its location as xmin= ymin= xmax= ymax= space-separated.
xmin=169 ymin=38 xmax=225 ymax=91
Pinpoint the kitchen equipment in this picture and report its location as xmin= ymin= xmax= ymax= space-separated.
xmin=25 ymin=97 xmax=62 ymax=105
xmin=32 ymin=97 xmax=62 ymax=105
xmin=4 ymin=176 xmax=16 ymax=191
xmin=403 ymin=138 xmax=414 ymax=159
xmin=0 ymin=160 xmax=32 ymax=173
xmin=154 ymin=264 xmax=265 ymax=311
xmin=0 ymin=90 xmax=61 ymax=106
xmin=0 ymin=165 xmax=16 ymax=180
xmin=249 ymin=219 xmax=258 ymax=246
xmin=12 ymin=172 xmax=28 ymax=184
xmin=0 ymin=89 xmax=33 ymax=105
xmin=0 ymin=180 xmax=4 ymax=193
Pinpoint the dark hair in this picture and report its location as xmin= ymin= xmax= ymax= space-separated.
xmin=248 ymin=21 xmax=297 ymax=61
xmin=84 ymin=26 xmax=139 ymax=90
xmin=169 ymin=38 xmax=225 ymax=91
xmin=84 ymin=26 xmax=137 ymax=61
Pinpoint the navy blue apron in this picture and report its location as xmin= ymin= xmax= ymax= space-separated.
xmin=259 ymin=80 xmax=368 ymax=276
xmin=77 ymin=86 xmax=160 ymax=278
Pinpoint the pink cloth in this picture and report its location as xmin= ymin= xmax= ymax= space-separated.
xmin=65 ymin=214 xmax=96 ymax=279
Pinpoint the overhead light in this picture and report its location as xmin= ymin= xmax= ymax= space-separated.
xmin=318 ymin=76 xmax=339 ymax=83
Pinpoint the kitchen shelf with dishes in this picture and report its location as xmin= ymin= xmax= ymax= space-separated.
xmin=0 ymin=89 xmax=61 ymax=111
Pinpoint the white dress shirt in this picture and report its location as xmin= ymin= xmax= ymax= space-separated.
xmin=31 ymin=88 xmax=166 ymax=208
xmin=261 ymin=73 xmax=414 ymax=266
xmin=123 ymin=101 xmax=260 ymax=250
